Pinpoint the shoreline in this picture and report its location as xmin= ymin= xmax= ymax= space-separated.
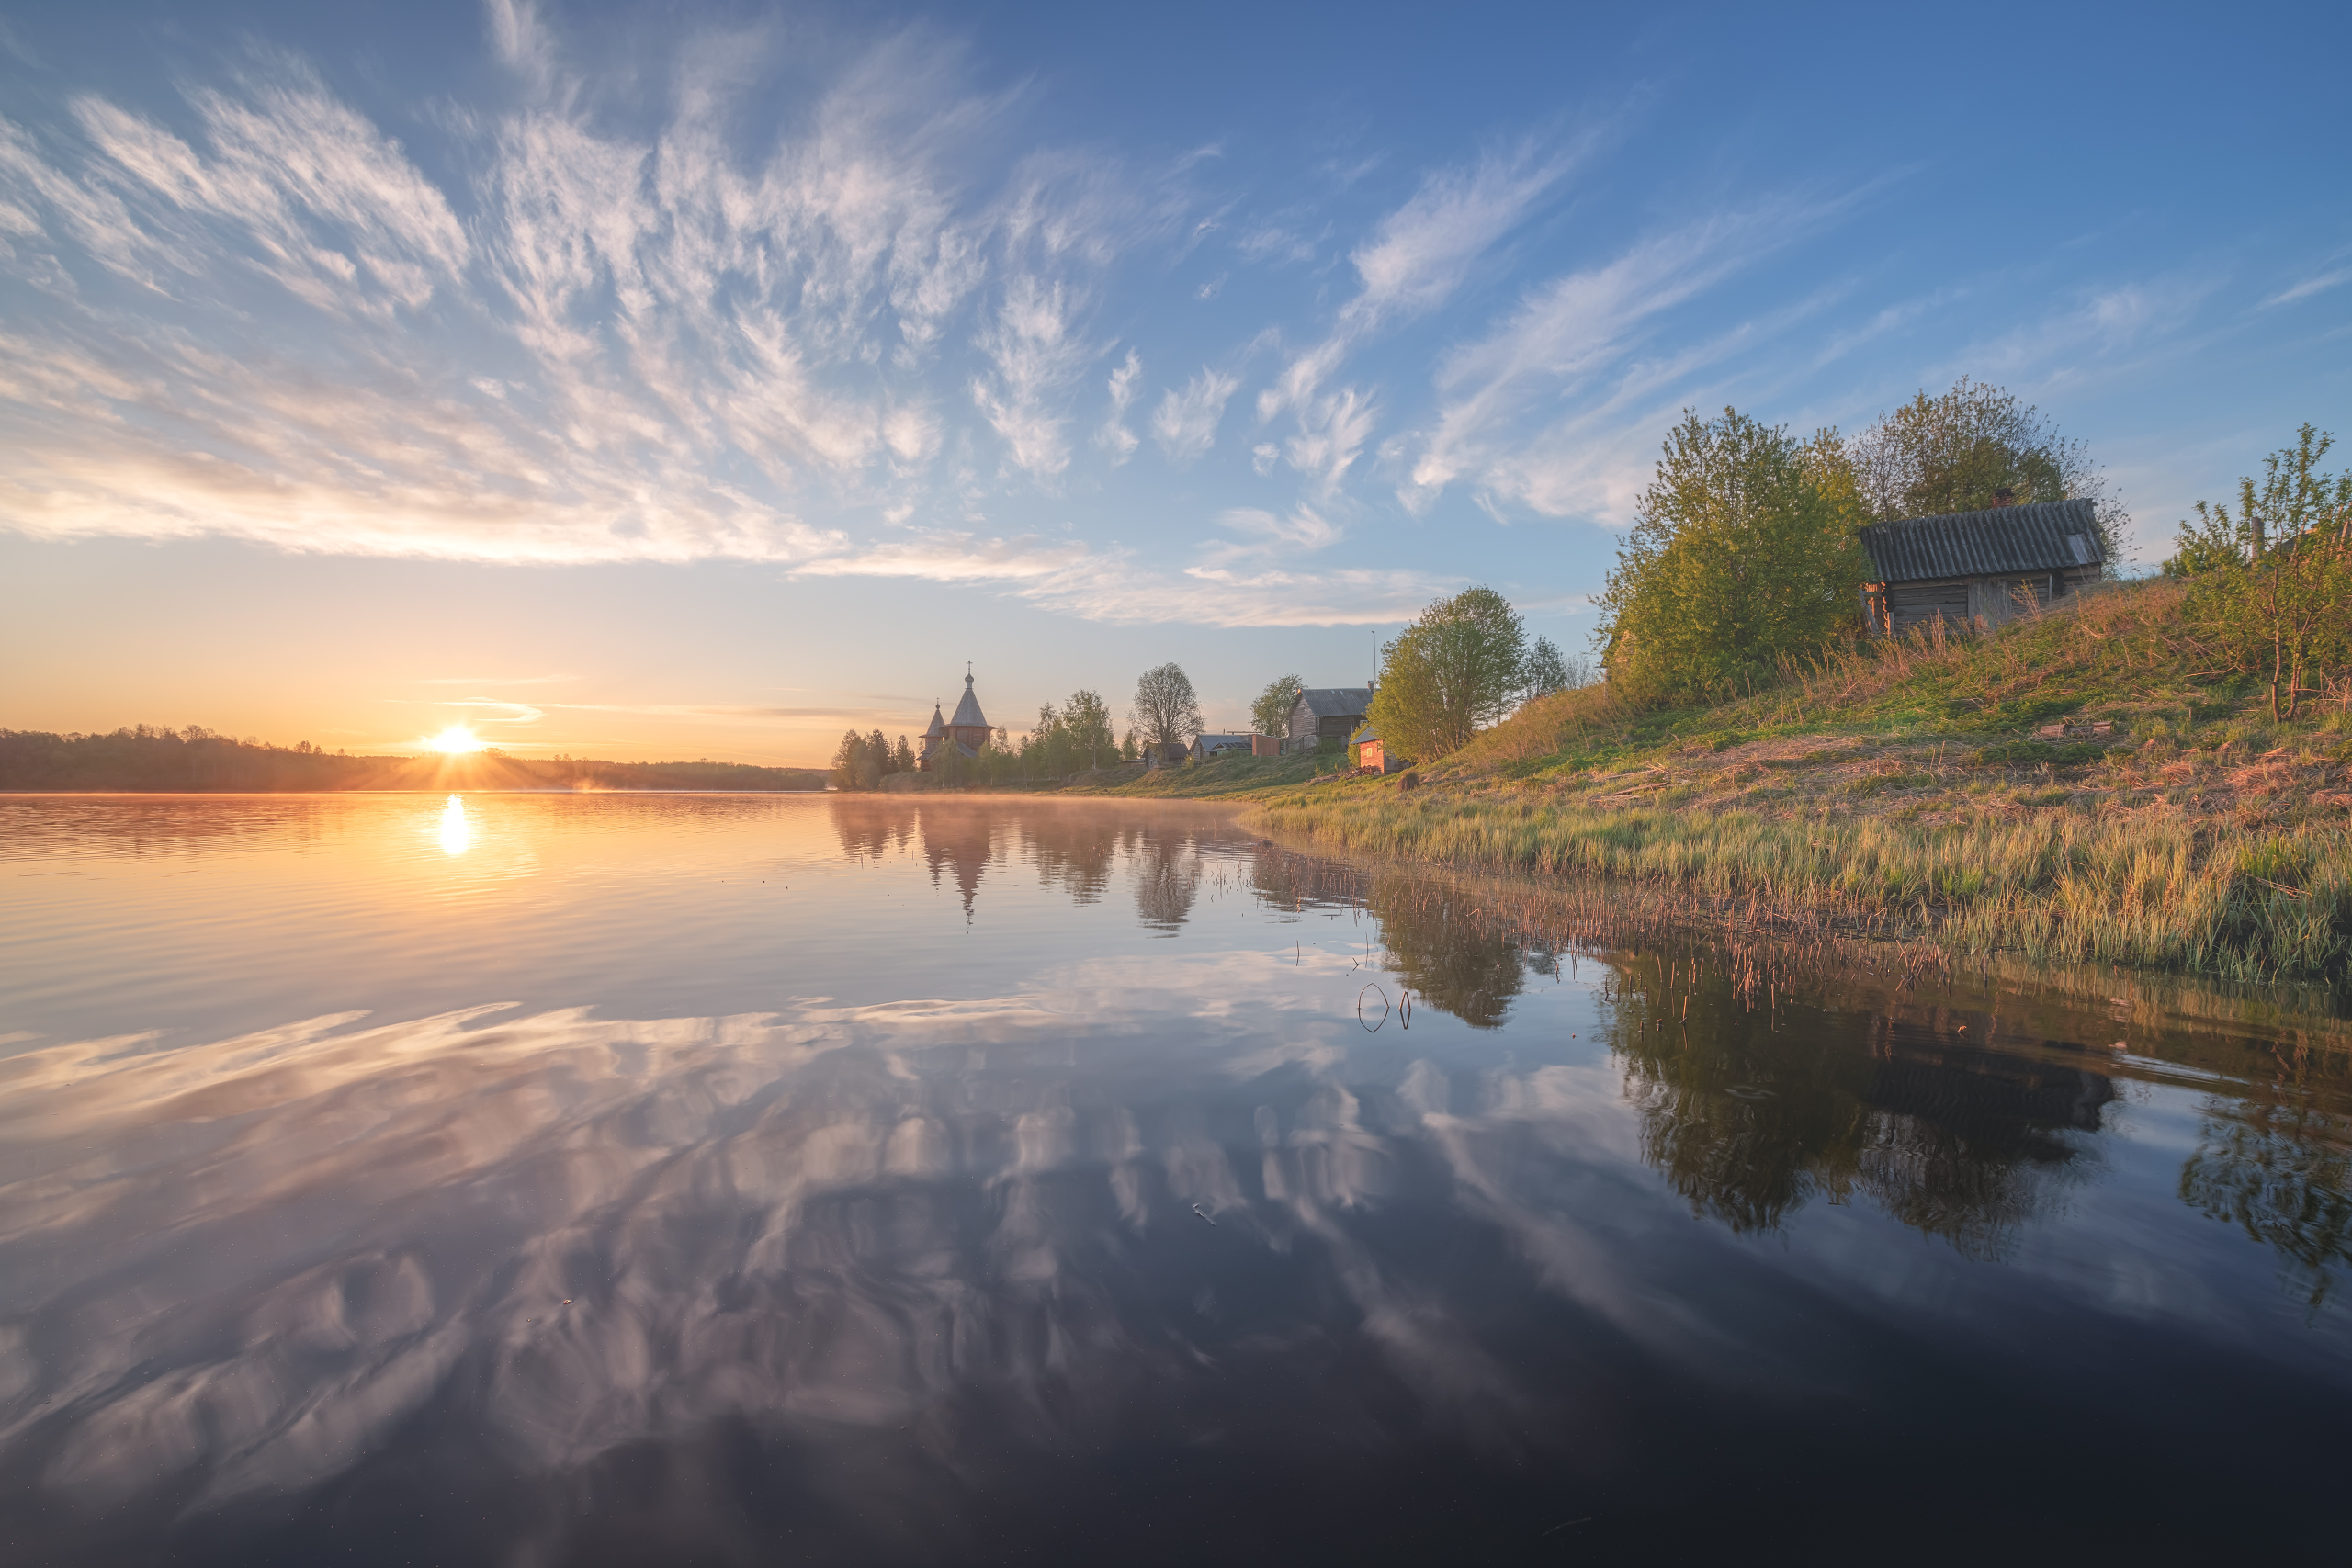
xmin=1235 ymin=775 xmax=2349 ymax=990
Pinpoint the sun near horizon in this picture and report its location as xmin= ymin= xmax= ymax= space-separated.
xmin=425 ymin=725 xmax=485 ymax=756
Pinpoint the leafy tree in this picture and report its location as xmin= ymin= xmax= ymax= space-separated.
xmin=1060 ymin=688 xmax=1117 ymax=770
xmin=1597 ymin=408 xmax=1867 ymax=705
xmin=1250 ymin=673 xmax=1304 ymax=739
xmin=1364 ymin=586 xmax=1528 ymax=761
xmin=892 ymin=734 xmax=915 ymax=773
xmin=867 ymin=729 xmax=891 ymax=775
xmin=831 ymin=729 xmax=882 ymax=790
xmin=1120 ymin=729 xmax=1139 ymax=763
xmin=1849 ymin=377 xmax=2124 ymax=558
xmin=1130 ymin=663 xmax=1203 ymax=750
xmin=1522 ymin=637 xmax=1571 ymax=698
xmin=2170 ymin=424 xmax=2352 ymax=719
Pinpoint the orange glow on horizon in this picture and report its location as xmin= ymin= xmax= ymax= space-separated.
xmin=426 ymin=725 xmax=485 ymax=755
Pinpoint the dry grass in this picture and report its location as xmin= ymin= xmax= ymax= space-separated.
xmin=1250 ymin=762 xmax=2352 ymax=988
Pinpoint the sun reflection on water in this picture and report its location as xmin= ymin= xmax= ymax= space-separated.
xmin=438 ymin=794 xmax=470 ymax=856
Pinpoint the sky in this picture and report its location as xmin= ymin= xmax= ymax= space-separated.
xmin=2 ymin=0 xmax=2346 ymax=765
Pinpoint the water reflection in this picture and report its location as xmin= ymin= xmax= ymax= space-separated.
xmin=0 ymin=796 xmax=2347 ymax=1562
xmin=824 ymin=798 xmax=1224 ymax=927
xmin=437 ymin=794 xmax=470 ymax=856
xmin=2181 ymin=1043 xmax=2352 ymax=1308
xmin=1605 ymin=968 xmax=2107 ymax=1258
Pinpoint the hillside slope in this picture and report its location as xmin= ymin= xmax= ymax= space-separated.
xmin=1243 ymin=581 xmax=2352 ymax=987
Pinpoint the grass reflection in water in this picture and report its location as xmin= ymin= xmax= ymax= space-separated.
xmin=2 ymin=795 xmax=2346 ymax=1562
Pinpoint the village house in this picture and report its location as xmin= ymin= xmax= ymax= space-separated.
xmin=1284 ymin=686 xmax=1374 ymax=752
xmin=1858 ymin=496 xmax=2106 ymax=636
xmin=1187 ymin=732 xmax=1257 ymax=762
xmin=917 ymin=671 xmax=1001 ymax=771
xmin=1348 ymin=720 xmax=1402 ymax=774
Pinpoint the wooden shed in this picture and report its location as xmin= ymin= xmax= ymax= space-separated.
xmin=1858 ymin=498 xmax=2106 ymax=636
xmin=1284 ymin=687 xmax=1373 ymax=752
xmin=1348 ymin=721 xmax=1401 ymax=774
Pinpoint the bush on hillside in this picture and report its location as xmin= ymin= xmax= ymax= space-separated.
xmin=1598 ymin=407 xmax=1868 ymax=705
xmin=1365 ymin=587 xmax=1529 ymax=763
xmin=2164 ymin=424 xmax=2352 ymax=721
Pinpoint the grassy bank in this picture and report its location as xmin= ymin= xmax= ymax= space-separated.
xmin=1189 ymin=581 xmax=2352 ymax=987
xmin=1251 ymin=791 xmax=2349 ymax=986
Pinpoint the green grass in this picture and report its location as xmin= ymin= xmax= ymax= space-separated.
xmin=1227 ymin=581 xmax=2352 ymax=988
xmin=1069 ymin=751 xmax=1327 ymax=799
xmin=1443 ymin=578 xmax=2334 ymax=776
xmin=1249 ymin=789 xmax=2351 ymax=986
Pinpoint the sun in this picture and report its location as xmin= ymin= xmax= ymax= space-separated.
xmin=427 ymin=725 xmax=485 ymax=755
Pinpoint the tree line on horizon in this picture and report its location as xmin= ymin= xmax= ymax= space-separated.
xmin=831 ymin=682 xmax=1166 ymax=791
xmin=0 ymin=727 xmax=830 ymax=793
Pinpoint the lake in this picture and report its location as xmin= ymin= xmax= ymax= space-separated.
xmin=2 ymin=793 xmax=2346 ymax=1563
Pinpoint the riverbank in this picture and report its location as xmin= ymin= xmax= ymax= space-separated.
xmin=1120 ymin=581 xmax=2352 ymax=987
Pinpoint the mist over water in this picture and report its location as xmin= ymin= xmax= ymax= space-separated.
xmin=1 ymin=794 xmax=2346 ymax=1563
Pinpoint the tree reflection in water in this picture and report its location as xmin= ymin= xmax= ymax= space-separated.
xmin=826 ymin=799 xmax=1220 ymax=928
xmin=1132 ymin=831 xmax=1203 ymax=933
xmin=1608 ymin=977 xmax=2109 ymax=1258
xmin=1312 ymin=859 xmax=2118 ymax=1259
xmin=814 ymin=816 xmax=2336 ymax=1283
xmin=2180 ymin=1043 xmax=2352 ymax=1308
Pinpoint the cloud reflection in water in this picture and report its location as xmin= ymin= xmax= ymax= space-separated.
xmin=3 ymin=795 xmax=2348 ymax=1562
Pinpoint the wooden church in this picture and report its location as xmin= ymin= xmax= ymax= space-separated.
xmin=917 ymin=671 xmax=998 ymax=770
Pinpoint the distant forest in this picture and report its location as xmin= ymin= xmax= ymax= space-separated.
xmin=0 ymin=727 xmax=829 ymax=792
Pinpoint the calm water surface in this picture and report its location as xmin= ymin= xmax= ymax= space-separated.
xmin=1 ymin=793 xmax=2347 ymax=1563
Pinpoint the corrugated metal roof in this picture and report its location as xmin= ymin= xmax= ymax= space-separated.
xmin=1858 ymin=498 xmax=2104 ymax=584
xmin=1295 ymin=687 xmax=1372 ymax=719
xmin=948 ymin=675 xmax=989 ymax=728
xmin=1192 ymin=732 xmax=1254 ymax=750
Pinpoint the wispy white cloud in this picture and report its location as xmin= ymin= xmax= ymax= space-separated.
xmin=793 ymin=525 xmax=1442 ymax=627
xmin=1345 ymin=144 xmax=1574 ymax=322
xmin=1919 ymin=276 xmax=2215 ymax=399
xmin=1095 ymin=346 xmax=1141 ymax=461
xmin=444 ymin=700 xmax=548 ymax=724
xmin=1252 ymin=141 xmax=1586 ymax=495
xmin=1398 ymin=193 xmax=1861 ymax=521
xmin=2263 ymin=267 xmax=2350 ymax=308
xmin=1198 ymin=503 xmax=1341 ymax=568
xmin=971 ymin=274 xmax=1091 ymax=480
xmin=484 ymin=0 xmax=561 ymax=98
xmin=71 ymin=73 xmax=470 ymax=317
xmin=0 ymin=22 xmax=1160 ymax=558
xmin=1149 ymin=367 xmax=1238 ymax=464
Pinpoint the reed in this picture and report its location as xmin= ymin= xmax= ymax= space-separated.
xmin=1248 ymin=792 xmax=2352 ymax=987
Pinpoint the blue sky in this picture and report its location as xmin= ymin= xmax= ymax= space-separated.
xmin=2 ymin=0 xmax=2346 ymax=761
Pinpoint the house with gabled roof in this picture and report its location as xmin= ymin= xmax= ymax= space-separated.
xmin=1858 ymin=496 xmax=2107 ymax=636
xmin=1188 ymin=732 xmax=1255 ymax=762
xmin=1284 ymin=686 xmax=1374 ymax=752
